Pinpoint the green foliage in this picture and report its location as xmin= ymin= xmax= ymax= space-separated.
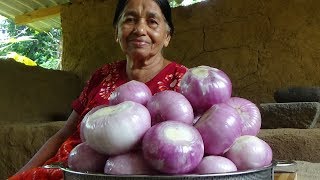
xmin=169 ymin=0 xmax=204 ymax=7
xmin=0 ymin=18 xmax=61 ymax=69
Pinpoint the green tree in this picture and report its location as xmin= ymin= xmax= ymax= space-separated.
xmin=0 ymin=18 xmax=61 ymax=69
xmin=169 ymin=0 xmax=204 ymax=7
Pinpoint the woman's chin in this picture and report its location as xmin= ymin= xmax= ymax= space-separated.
xmin=127 ymin=50 xmax=154 ymax=60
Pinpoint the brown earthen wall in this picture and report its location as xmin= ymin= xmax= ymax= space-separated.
xmin=61 ymin=0 xmax=320 ymax=104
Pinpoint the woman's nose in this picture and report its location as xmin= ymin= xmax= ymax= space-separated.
xmin=133 ymin=21 xmax=147 ymax=35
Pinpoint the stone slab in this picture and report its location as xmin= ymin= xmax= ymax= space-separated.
xmin=274 ymin=87 xmax=320 ymax=103
xmin=260 ymin=102 xmax=320 ymax=129
xmin=258 ymin=129 xmax=320 ymax=163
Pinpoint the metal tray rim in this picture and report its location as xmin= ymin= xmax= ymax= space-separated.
xmin=61 ymin=162 xmax=275 ymax=178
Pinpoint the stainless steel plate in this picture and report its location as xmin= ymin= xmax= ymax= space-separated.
xmin=61 ymin=163 xmax=275 ymax=180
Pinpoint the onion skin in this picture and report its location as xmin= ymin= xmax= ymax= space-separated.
xmin=68 ymin=142 xmax=108 ymax=173
xmin=142 ymin=121 xmax=204 ymax=174
xmin=104 ymin=151 xmax=156 ymax=175
xmin=109 ymin=80 xmax=152 ymax=106
xmin=225 ymin=135 xmax=273 ymax=170
xmin=180 ymin=66 xmax=232 ymax=113
xmin=194 ymin=103 xmax=242 ymax=155
xmin=83 ymin=101 xmax=151 ymax=155
xmin=193 ymin=155 xmax=237 ymax=174
xmin=146 ymin=90 xmax=194 ymax=125
xmin=225 ymin=97 xmax=261 ymax=136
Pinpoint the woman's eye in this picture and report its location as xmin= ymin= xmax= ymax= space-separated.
xmin=148 ymin=19 xmax=159 ymax=26
xmin=124 ymin=17 xmax=135 ymax=23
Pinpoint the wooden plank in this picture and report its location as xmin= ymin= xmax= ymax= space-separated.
xmin=14 ymin=5 xmax=61 ymax=25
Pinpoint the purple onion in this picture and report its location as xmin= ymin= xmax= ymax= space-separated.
xmin=109 ymin=80 xmax=152 ymax=106
xmin=104 ymin=151 xmax=156 ymax=175
xmin=83 ymin=101 xmax=151 ymax=155
xmin=225 ymin=135 xmax=273 ymax=170
xmin=68 ymin=142 xmax=108 ymax=173
xmin=194 ymin=103 xmax=242 ymax=155
xmin=180 ymin=66 xmax=232 ymax=113
xmin=142 ymin=121 xmax=204 ymax=174
xmin=225 ymin=97 xmax=261 ymax=136
xmin=146 ymin=90 xmax=194 ymax=125
xmin=193 ymin=155 xmax=237 ymax=174
xmin=80 ymin=104 xmax=108 ymax=142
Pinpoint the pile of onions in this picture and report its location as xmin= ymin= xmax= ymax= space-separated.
xmin=68 ymin=65 xmax=273 ymax=175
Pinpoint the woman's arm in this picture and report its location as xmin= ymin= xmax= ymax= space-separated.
xmin=15 ymin=110 xmax=79 ymax=175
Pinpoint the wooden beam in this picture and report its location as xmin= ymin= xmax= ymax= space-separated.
xmin=14 ymin=5 xmax=61 ymax=25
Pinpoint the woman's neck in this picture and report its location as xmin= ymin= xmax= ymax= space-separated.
xmin=126 ymin=54 xmax=170 ymax=83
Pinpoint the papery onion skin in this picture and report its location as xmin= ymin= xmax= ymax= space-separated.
xmin=195 ymin=103 xmax=242 ymax=155
xmin=104 ymin=151 xmax=156 ymax=175
xmin=68 ymin=142 xmax=108 ymax=173
xmin=180 ymin=66 xmax=232 ymax=113
xmin=146 ymin=90 xmax=194 ymax=125
xmin=83 ymin=101 xmax=151 ymax=155
xmin=109 ymin=80 xmax=152 ymax=106
xmin=142 ymin=121 xmax=204 ymax=174
xmin=225 ymin=135 xmax=273 ymax=171
xmin=225 ymin=97 xmax=261 ymax=136
xmin=193 ymin=155 xmax=237 ymax=174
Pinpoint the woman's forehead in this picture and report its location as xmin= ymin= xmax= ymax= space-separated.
xmin=123 ymin=0 xmax=163 ymax=17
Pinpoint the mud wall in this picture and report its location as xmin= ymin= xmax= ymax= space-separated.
xmin=61 ymin=0 xmax=320 ymax=104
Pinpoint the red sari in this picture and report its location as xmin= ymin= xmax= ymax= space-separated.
xmin=9 ymin=60 xmax=187 ymax=180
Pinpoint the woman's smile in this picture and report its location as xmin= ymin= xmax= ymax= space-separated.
xmin=128 ymin=38 xmax=150 ymax=48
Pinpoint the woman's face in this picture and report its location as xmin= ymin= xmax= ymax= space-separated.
xmin=116 ymin=0 xmax=171 ymax=60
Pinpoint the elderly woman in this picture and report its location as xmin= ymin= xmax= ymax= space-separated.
xmin=9 ymin=0 xmax=187 ymax=179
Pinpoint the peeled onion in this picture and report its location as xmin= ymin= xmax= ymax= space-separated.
xmin=194 ymin=103 xmax=242 ymax=155
xmin=68 ymin=142 xmax=108 ymax=173
xmin=109 ymin=80 xmax=152 ymax=106
xmin=104 ymin=151 xmax=155 ymax=175
xmin=142 ymin=121 xmax=204 ymax=174
xmin=80 ymin=105 xmax=108 ymax=142
xmin=180 ymin=66 xmax=232 ymax=113
xmin=146 ymin=90 xmax=194 ymax=125
xmin=193 ymin=155 xmax=237 ymax=174
xmin=225 ymin=135 xmax=273 ymax=170
xmin=225 ymin=97 xmax=261 ymax=136
xmin=83 ymin=101 xmax=151 ymax=155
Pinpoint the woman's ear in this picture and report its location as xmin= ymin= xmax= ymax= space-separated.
xmin=164 ymin=33 xmax=171 ymax=47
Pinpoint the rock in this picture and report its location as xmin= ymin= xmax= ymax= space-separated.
xmin=274 ymin=87 xmax=320 ymax=103
xmin=260 ymin=102 xmax=320 ymax=129
xmin=258 ymin=129 xmax=320 ymax=163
